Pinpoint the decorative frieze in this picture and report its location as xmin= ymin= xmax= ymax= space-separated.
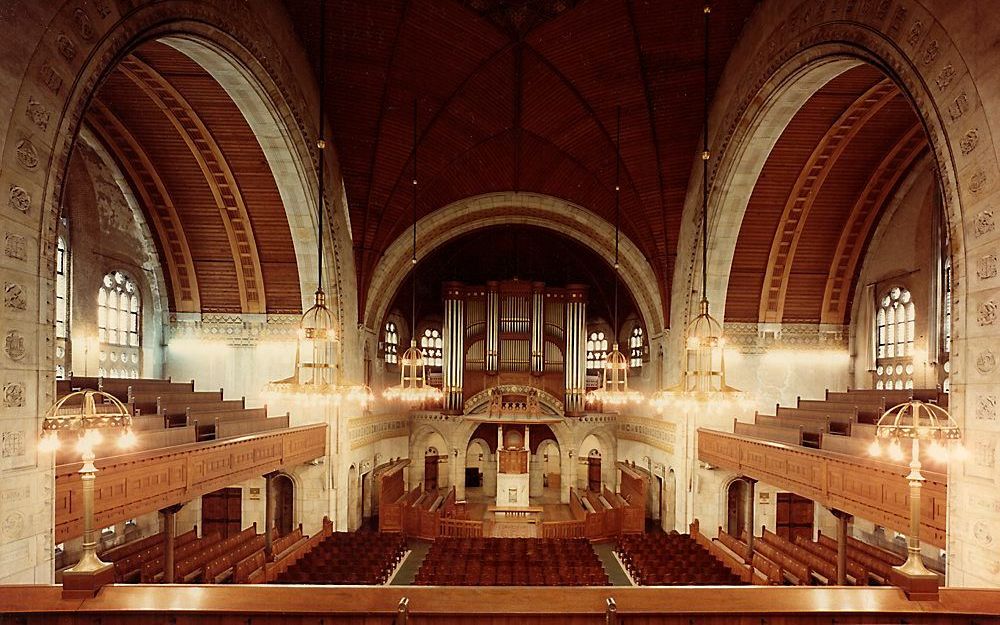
xmin=724 ymin=322 xmax=848 ymax=354
xmin=167 ymin=313 xmax=300 ymax=346
xmin=617 ymin=416 xmax=676 ymax=455
xmin=348 ymin=415 xmax=409 ymax=450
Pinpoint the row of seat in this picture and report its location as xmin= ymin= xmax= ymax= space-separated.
xmin=616 ymin=531 xmax=743 ymax=586
xmin=415 ymin=537 xmax=609 ymax=586
xmin=274 ymin=531 xmax=407 ymax=585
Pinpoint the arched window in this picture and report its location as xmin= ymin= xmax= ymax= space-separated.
xmin=421 ymin=328 xmax=443 ymax=368
xmin=629 ymin=326 xmax=644 ymax=368
xmin=98 ymin=271 xmax=140 ymax=379
xmin=586 ymin=331 xmax=608 ymax=371
xmin=874 ymin=286 xmax=915 ymax=390
xmin=55 ymin=237 xmax=69 ymax=339
xmin=384 ymin=322 xmax=398 ymax=364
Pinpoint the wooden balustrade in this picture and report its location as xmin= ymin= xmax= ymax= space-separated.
xmin=439 ymin=518 xmax=484 ymax=538
xmin=6 ymin=586 xmax=1000 ymax=621
xmin=539 ymin=520 xmax=586 ymax=539
xmin=55 ymin=424 xmax=327 ymax=542
xmin=698 ymin=428 xmax=947 ymax=547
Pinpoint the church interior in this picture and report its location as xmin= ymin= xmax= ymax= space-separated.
xmin=4 ymin=0 xmax=1000 ymax=622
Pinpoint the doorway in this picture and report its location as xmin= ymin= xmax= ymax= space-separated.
xmin=587 ymin=450 xmax=602 ymax=493
xmin=202 ymin=487 xmax=242 ymax=538
xmin=726 ymin=480 xmax=748 ymax=537
xmin=273 ymin=475 xmax=294 ymax=536
xmin=776 ymin=492 xmax=814 ymax=542
xmin=424 ymin=448 xmax=439 ymax=491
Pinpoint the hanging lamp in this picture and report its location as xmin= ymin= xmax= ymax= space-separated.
xmin=264 ymin=0 xmax=372 ymax=409
xmin=588 ymin=107 xmax=643 ymax=408
xmin=650 ymin=4 xmax=752 ymax=417
xmin=383 ymin=101 xmax=443 ymax=407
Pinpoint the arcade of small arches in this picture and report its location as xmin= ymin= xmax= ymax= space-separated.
xmin=4 ymin=0 xmax=1000 ymax=612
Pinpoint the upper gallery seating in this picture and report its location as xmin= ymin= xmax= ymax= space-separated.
xmin=274 ymin=531 xmax=407 ymax=585
xmin=414 ymin=537 xmax=609 ymax=586
xmin=55 ymin=375 xmax=290 ymax=463
xmin=733 ymin=387 xmax=947 ymax=453
xmin=616 ymin=531 xmax=743 ymax=586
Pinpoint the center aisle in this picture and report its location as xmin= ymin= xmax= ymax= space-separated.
xmin=593 ymin=542 xmax=633 ymax=586
xmin=389 ymin=540 xmax=431 ymax=585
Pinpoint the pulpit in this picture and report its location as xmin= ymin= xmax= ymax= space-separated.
xmin=496 ymin=424 xmax=530 ymax=507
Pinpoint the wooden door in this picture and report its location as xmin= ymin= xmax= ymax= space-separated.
xmin=202 ymin=487 xmax=241 ymax=539
xmin=776 ymin=492 xmax=814 ymax=542
xmin=274 ymin=476 xmax=294 ymax=536
xmin=587 ymin=457 xmax=602 ymax=492
xmin=424 ymin=455 xmax=439 ymax=491
xmin=727 ymin=481 xmax=746 ymax=537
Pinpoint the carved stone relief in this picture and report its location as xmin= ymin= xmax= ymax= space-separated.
xmin=977 ymin=395 xmax=998 ymax=421
xmin=974 ymin=520 xmax=994 ymax=547
xmin=0 ymin=431 xmax=24 ymax=458
xmin=970 ymin=170 xmax=987 ymax=194
xmin=935 ymin=63 xmax=955 ymax=90
xmin=976 ymin=210 xmax=996 ymax=237
xmin=978 ymin=254 xmax=998 ymax=281
xmin=25 ymin=97 xmax=50 ymax=131
xmin=978 ymin=349 xmax=998 ymax=374
xmin=55 ymin=34 xmax=76 ymax=62
xmin=72 ymin=8 xmax=95 ymax=41
xmin=2 ymin=383 xmax=23 ymax=408
xmin=8 ymin=186 xmax=30 ymax=214
xmin=962 ymin=128 xmax=981 ymax=155
xmin=3 ymin=331 xmax=25 ymax=362
xmin=4 ymin=234 xmax=26 ymax=261
xmin=15 ymin=140 xmax=38 ymax=170
xmin=922 ymin=40 xmax=939 ymax=64
xmin=948 ymin=92 xmax=969 ymax=120
xmin=39 ymin=63 xmax=63 ymax=94
xmin=3 ymin=283 xmax=26 ymax=312
xmin=978 ymin=300 xmax=998 ymax=326
xmin=0 ymin=511 xmax=24 ymax=542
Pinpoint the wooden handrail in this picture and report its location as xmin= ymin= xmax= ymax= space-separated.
xmin=55 ymin=424 xmax=326 ymax=542
xmin=698 ymin=428 xmax=947 ymax=547
xmin=5 ymin=586 xmax=1000 ymax=618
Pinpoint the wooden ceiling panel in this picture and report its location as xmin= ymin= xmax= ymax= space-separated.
xmin=90 ymin=40 xmax=302 ymax=315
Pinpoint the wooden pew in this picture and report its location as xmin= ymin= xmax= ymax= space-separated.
xmin=175 ymin=525 xmax=259 ymax=582
xmin=798 ymin=397 xmax=884 ymax=424
xmin=733 ymin=420 xmax=803 ymax=446
xmin=216 ymin=414 xmax=290 ymax=440
xmin=752 ymin=537 xmax=808 ymax=584
xmin=776 ymin=406 xmax=855 ymax=435
xmin=753 ymin=414 xmax=825 ymax=447
xmin=128 ymin=389 xmax=223 ymax=417
xmin=816 ymin=531 xmax=893 ymax=582
xmin=793 ymin=535 xmax=868 ymax=585
xmin=761 ymin=529 xmax=836 ymax=584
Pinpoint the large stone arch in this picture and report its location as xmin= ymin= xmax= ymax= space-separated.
xmin=669 ymin=0 xmax=997 ymax=587
xmin=0 ymin=0 xmax=355 ymax=583
xmin=362 ymin=192 xmax=667 ymax=344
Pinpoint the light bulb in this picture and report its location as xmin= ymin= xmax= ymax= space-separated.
xmin=118 ymin=429 xmax=137 ymax=449
xmin=38 ymin=431 xmax=60 ymax=453
xmin=867 ymin=439 xmax=882 ymax=457
xmin=927 ymin=440 xmax=948 ymax=463
xmin=888 ymin=440 xmax=904 ymax=462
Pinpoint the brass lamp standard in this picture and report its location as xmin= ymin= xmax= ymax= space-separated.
xmin=39 ymin=390 xmax=135 ymax=590
xmin=868 ymin=400 xmax=965 ymax=588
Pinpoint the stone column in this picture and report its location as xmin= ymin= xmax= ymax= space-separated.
xmin=264 ymin=472 xmax=277 ymax=557
xmin=564 ymin=284 xmax=588 ymax=415
xmin=442 ymin=282 xmax=465 ymax=413
xmin=832 ymin=509 xmax=853 ymax=586
xmin=743 ymin=478 xmax=756 ymax=558
xmin=160 ymin=503 xmax=184 ymax=584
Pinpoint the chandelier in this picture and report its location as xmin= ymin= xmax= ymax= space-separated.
xmin=650 ymin=4 xmax=752 ymax=417
xmin=264 ymin=0 xmax=372 ymax=410
xmin=868 ymin=399 xmax=965 ymax=583
xmin=588 ymin=106 xmax=642 ymax=408
xmin=383 ymin=101 xmax=443 ymax=407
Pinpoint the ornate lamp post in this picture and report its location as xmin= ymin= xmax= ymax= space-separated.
xmin=868 ymin=399 xmax=965 ymax=598
xmin=39 ymin=389 xmax=135 ymax=592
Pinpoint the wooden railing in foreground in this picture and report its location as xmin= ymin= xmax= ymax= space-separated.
xmin=697 ymin=428 xmax=947 ymax=547
xmin=6 ymin=586 xmax=1000 ymax=622
xmin=55 ymin=424 xmax=327 ymax=542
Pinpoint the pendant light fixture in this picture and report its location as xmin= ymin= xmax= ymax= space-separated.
xmin=588 ymin=107 xmax=643 ymax=408
xmin=265 ymin=0 xmax=372 ymax=408
xmin=650 ymin=4 xmax=752 ymax=417
xmin=383 ymin=101 xmax=444 ymax=407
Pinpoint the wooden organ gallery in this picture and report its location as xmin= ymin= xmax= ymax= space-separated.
xmin=4 ymin=0 xmax=1000 ymax=623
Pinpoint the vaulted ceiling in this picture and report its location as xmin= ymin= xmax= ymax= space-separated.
xmin=84 ymin=41 xmax=302 ymax=315
xmin=724 ymin=64 xmax=927 ymax=325
xmin=285 ymin=0 xmax=761 ymax=322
